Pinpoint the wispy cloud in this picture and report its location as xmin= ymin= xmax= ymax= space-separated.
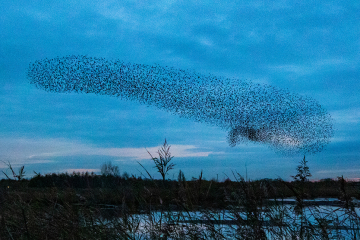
xmin=266 ymin=58 xmax=352 ymax=76
xmin=317 ymin=169 xmax=360 ymax=174
xmin=331 ymin=108 xmax=360 ymax=124
xmin=91 ymin=145 xmax=218 ymax=160
xmin=63 ymin=168 xmax=100 ymax=173
xmin=0 ymin=137 xmax=223 ymax=166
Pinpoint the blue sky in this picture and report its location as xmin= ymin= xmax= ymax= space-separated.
xmin=0 ymin=0 xmax=359 ymax=180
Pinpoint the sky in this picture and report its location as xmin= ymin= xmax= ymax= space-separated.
xmin=0 ymin=0 xmax=359 ymax=181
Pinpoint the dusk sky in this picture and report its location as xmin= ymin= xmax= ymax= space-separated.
xmin=1 ymin=1 xmax=359 ymax=181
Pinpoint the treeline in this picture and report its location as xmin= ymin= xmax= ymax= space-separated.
xmin=1 ymin=171 xmax=359 ymax=208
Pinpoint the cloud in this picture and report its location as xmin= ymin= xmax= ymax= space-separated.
xmin=317 ymin=169 xmax=360 ymax=174
xmin=266 ymin=58 xmax=352 ymax=76
xmin=63 ymin=168 xmax=100 ymax=173
xmin=0 ymin=137 xmax=220 ymax=167
xmin=331 ymin=108 xmax=360 ymax=124
xmin=0 ymin=0 xmax=359 ymax=179
xmin=92 ymin=145 xmax=217 ymax=160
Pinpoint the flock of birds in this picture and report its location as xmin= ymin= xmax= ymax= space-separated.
xmin=27 ymin=55 xmax=333 ymax=155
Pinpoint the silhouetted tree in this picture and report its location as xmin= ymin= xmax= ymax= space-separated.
xmin=147 ymin=139 xmax=175 ymax=182
xmin=100 ymin=161 xmax=120 ymax=176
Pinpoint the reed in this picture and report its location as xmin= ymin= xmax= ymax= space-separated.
xmin=1 ymin=155 xmax=360 ymax=239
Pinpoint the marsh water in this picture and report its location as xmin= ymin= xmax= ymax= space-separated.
xmin=92 ymin=198 xmax=360 ymax=239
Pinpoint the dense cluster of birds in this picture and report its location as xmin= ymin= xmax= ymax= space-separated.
xmin=27 ymin=55 xmax=333 ymax=155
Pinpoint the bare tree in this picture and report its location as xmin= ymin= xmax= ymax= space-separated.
xmin=147 ymin=139 xmax=175 ymax=182
xmin=100 ymin=161 xmax=120 ymax=176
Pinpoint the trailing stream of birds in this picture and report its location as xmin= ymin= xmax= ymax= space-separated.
xmin=27 ymin=55 xmax=333 ymax=155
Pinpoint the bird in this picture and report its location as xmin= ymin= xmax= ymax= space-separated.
xmin=27 ymin=55 xmax=333 ymax=155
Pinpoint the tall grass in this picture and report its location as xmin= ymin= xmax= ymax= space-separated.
xmin=1 ymin=158 xmax=360 ymax=239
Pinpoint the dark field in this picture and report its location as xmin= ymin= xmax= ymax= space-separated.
xmin=1 ymin=167 xmax=360 ymax=239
